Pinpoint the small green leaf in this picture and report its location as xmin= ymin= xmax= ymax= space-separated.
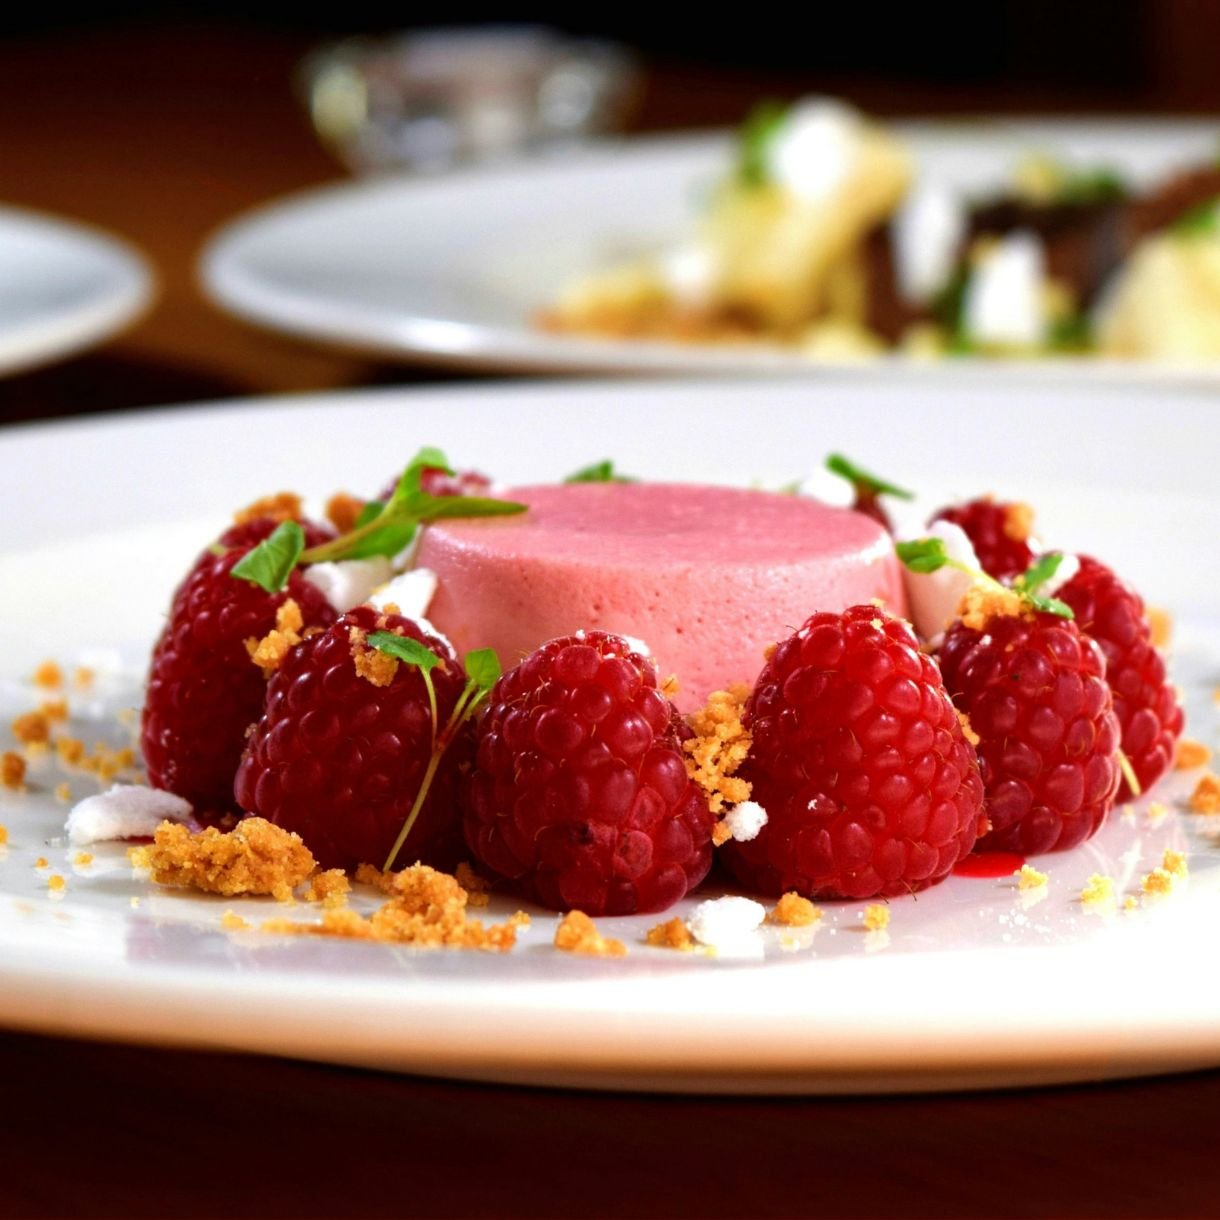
xmin=825 ymin=454 xmax=914 ymax=500
xmin=1015 ymin=552 xmax=1064 ymax=595
xmin=1173 ymin=197 xmax=1220 ymax=237
xmin=1026 ymin=594 xmax=1074 ymax=619
xmin=389 ymin=447 xmax=453 ymax=506
xmin=737 ymin=100 xmax=788 ymax=187
xmin=367 ymin=631 xmax=441 ymax=672
xmin=1055 ymin=167 xmax=1127 ymax=207
xmin=895 ymin=538 xmax=951 ymax=574
xmin=564 ymin=459 xmax=635 ymax=484
xmin=464 ymin=648 xmax=501 ymax=693
xmin=415 ymin=495 xmax=527 ymax=523
xmin=340 ymin=520 xmax=419 ymax=561
xmin=230 ymin=521 xmax=305 ymax=594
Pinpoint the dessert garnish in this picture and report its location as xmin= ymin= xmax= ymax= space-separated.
xmin=824 ymin=452 xmax=913 ymax=529
xmin=563 ymin=458 xmax=635 ymax=484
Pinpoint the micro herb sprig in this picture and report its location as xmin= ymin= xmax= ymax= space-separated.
xmin=825 ymin=453 xmax=914 ymax=501
xmin=373 ymin=642 xmax=502 ymax=872
xmin=230 ymin=448 xmax=527 ymax=594
xmin=895 ymin=539 xmax=1075 ymax=621
xmin=564 ymin=459 xmax=636 ymax=484
xmin=737 ymin=99 xmax=788 ymax=187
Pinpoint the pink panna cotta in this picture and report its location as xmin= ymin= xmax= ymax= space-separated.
xmin=415 ymin=482 xmax=907 ymax=711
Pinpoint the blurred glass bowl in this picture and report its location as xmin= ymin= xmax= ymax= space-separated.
xmin=302 ymin=26 xmax=639 ymax=175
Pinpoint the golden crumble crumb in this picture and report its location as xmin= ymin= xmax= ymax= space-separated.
xmin=763 ymin=642 xmax=777 ymax=661
xmin=1 ymin=751 xmax=26 ymax=791
xmin=1176 ymin=739 xmax=1212 ymax=770
xmin=684 ymin=685 xmax=752 ymax=821
xmin=1141 ymin=867 xmax=1174 ymax=896
xmin=245 ymin=598 xmax=305 ymax=676
xmin=348 ymin=625 xmax=399 ymax=687
xmin=325 ymin=491 xmax=365 ymax=535
xmin=233 ymin=491 xmax=304 ymax=526
xmin=659 ymin=674 xmax=680 ymax=700
xmin=770 ymin=891 xmax=821 ymax=927
xmin=645 ymin=917 xmax=695 ymax=950
xmin=958 ymin=582 xmax=1026 ymax=632
xmin=39 ymin=699 xmax=68 ymax=723
xmin=73 ymin=667 xmax=95 ymax=690
xmin=72 ymin=852 xmax=93 ymax=868
xmin=56 ymin=737 xmax=85 ymax=766
xmin=47 ymin=874 xmax=66 ymax=893
xmin=1188 ymin=772 xmax=1220 ymax=814
xmin=304 ymin=868 xmax=351 ymax=908
xmin=554 ymin=910 xmax=627 ymax=957
xmin=11 ymin=711 xmax=50 ymax=746
xmin=143 ymin=817 xmax=316 ymax=901
xmin=863 ymin=903 xmax=890 ymax=931
xmin=0 ymin=825 xmax=8 ymax=846
xmin=220 ymin=911 xmax=250 ymax=931
xmin=1146 ymin=801 xmax=1169 ymax=827
xmin=32 ymin=660 xmax=63 ymax=689
xmin=1123 ymin=895 xmax=1140 ymax=912
xmin=1163 ymin=849 xmax=1189 ymax=879
xmin=1146 ymin=607 xmax=1172 ymax=649
xmin=34 ymin=856 xmax=48 ymax=870
xmin=263 ymin=863 xmax=523 ymax=951
xmin=54 ymin=782 xmax=71 ymax=803
xmin=1017 ymin=863 xmax=1048 ymax=890
xmin=958 ymin=711 xmax=980 ymax=746
xmin=710 ymin=822 xmax=732 ymax=847
xmin=128 ymin=845 xmax=150 ymax=869
xmin=454 ymin=861 xmax=491 ymax=907
xmin=1080 ymin=873 xmax=1115 ymax=909
xmin=1002 ymin=501 xmax=1035 ymax=543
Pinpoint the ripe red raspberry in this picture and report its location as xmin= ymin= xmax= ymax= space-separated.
xmin=142 ymin=518 xmax=337 ymax=817
xmin=930 ymin=497 xmax=1036 ymax=581
xmin=938 ymin=609 xmax=1121 ymax=854
xmin=465 ymin=632 xmax=714 ymax=916
xmin=1057 ymin=556 xmax=1184 ymax=798
xmin=722 ymin=606 xmax=986 ymax=900
xmin=235 ymin=605 xmax=470 ymax=871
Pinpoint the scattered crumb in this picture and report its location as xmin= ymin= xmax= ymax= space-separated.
xmin=33 ymin=660 xmax=63 ymax=688
xmin=1163 ymin=849 xmax=1189 ymax=879
xmin=143 ymin=817 xmax=316 ymax=901
xmin=220 ymin=911 xmax=250 ymax=931
xmin=554 ymin=910 xmax=627 ymax=957
xmin=1016 ymin=863 xmax=1048 ymax=890
xmin=1080 ymin=873 xmax=1116 ymax=909
xmin=863 ymin=903 xmax=890 ymax=932
xmin=303 ymin=868 xmax=351 ymax=908
xmin=0 ymin=825 xmax=7 ymax=846
xmin=129 ymin=896 xmax=140 ymax=909
xmin=245 ymin=599 xmax=304 ymax=676
xmin=34 ymin=856 xmax=48 ymax=870
xmin=454 ymin=861 xmax=491 ymax=907
xmin=958 ymin=583 xmax=1026 ymax=631
xmin=10 ymin=711 xmax=50 ymax=746
xmin=47 ymin=874 xmax=66 ymax=893
xmin=1141 ymin=867 xmax=1175 ymax=896
xmin=645 ymin=917 xmax=695 ymax=951
xmin=348 ymin=625 xmax=399 ymax=687
xmin=1146 ymin=607 xmax=1172 ymax=650
xmin=325 ymin=491 xmax=365 ymax=535
xmin=957 ymin=711 xmax=980 ymax=746
xmin=687 ymin=896 xmax=766 ymax=949
xmin=233 ymin=491 xmax=304 ymax=526
xmin=1188 ymin=772 xmax=1220 ymax=814
xmin=54 ymin=783 xmax=71 ymax=803
xmin=1146 ymin=801 xmax=1169 ymax=827
xmin=264 ymin=863 xmax=526 ymax=951
xmin=659 ymin=674 xmax=680 ymax=700
xmin=1176 ymin=739 xmax=1212 ymax=770
xmin=1123 ymin=895 xmax=1140 ymax=912
xmin=770 ymin=892 xmax=821 ymax=927
xmin=56 ymin=737 xmax=85 ymax=766
xmin=39 ymin=699 xmax=68 ymax=723
xmin=1002 ymin=501 xmax=1035 ymax=543
xmin=72 ymin=852 xmax=93 ymax=868
xmin=73 ymin=667 xmax=95 ymax=690
xmin=684 ymin=685 xmax=753 ymax=825
xmin=1 ymin=751 xmax=26 ymax=791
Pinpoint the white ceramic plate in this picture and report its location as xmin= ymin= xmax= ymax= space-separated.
xmin=203 ymin=119 xmax=1220 ymax=381
xmin=1 ymin=377 xmax=1218 ymax=1094
xmin=0 ymin=206 xmax=152 ymax=376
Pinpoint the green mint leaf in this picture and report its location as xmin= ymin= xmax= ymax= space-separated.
xmin=1015 ymin=552 xmax=1064 ymax=595
xmin=1056 ymin=167 xmax=1127 ymax=207
xmin=354 ymin=500 xmax=384 ymax=529
xmin=564 ymin=459 xmax=635 ymax=484
xmin=367 ymin=631 xmax=441 ymax=672
xmin=339 ymin=519 xmax=419 ymax=561
xmin=1026 ymin=594 xmax=1074 ymax=620
xmin=738 ymin=100 xmax=788 ymax=187
xmin=825 ymin=454 xmax=914 ymax=500
xmin=464 ymin=648 xmax=501 ymax=693
xmin=403 ymin=493 xmax=527 ymax=524
xmin=895 ymin=538 xmax=951 ymax=575
xmin=389 ymin=447 xmax=453 ymax=506
xmin=1173 ymin=197 xmax=1220 ymax=237
xmin=230 ymin=521 xmax=305 ymax=593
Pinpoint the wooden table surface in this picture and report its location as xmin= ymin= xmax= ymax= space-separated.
xmin=3 ymin=24 xmax=1220 ymax=1219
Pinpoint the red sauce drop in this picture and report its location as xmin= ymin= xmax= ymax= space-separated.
xmin=953 ymin=850 xmax=1026 ymax=879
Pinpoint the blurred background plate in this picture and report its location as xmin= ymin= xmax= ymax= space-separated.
xmin=203 ymin=118 xmax=1220 ymax=380
xmin=0 ymin=206 xmax=152 ymax=377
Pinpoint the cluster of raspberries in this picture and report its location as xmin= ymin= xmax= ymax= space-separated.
xmin=140 ymin=488 xmax=1182 ymax=917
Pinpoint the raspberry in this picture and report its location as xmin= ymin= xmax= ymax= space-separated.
xmin=235 ymin=606 xmax=469 ymax=871
xmin=142 ymin=518 xmax=338 ymax=816
xmin=1057 ymin=556 xmax=1184 ymax=798
xmin=930 ymin=497 xmax=1036 ymax=581
xmin=722 ymin=606 xmax=985 ymax=900
xmin=465 ymin=631 xmax=714 ymax=916
xmin=938 ymin=609 xmax=1121 ymax=854
xmin=378 ymin=466 xmax=493 ymax=502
